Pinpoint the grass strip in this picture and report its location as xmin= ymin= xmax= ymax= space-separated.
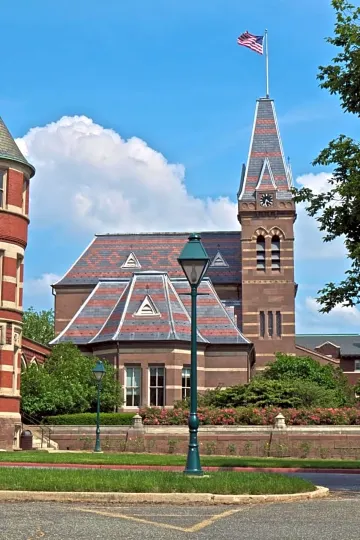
xmin=0 ymin=451 xmax=359 ymax=469
xmin=0 ymin=468 xmax=315 ymax=494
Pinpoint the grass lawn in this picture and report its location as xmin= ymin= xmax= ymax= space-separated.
xmin=0 ymin=468 xmax=315 ymax=494
xmin=0 ymin=451 xmax=359 ymax=469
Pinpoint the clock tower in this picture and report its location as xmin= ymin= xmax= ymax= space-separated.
xmin=238 ymin=97 xmax=297 ymax=370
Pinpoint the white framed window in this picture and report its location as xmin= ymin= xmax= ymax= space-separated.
xmin=355 ymin=360 xmax=360 ymax=372
xmin=16 ymin=255 xmax=23 ymax=308
xmin=22 ymin=177 xmax=28 ymax=214
xmin=182 ymin=367 xmax=191 ymax=400
xmin=0 ymin=169 xmax=6 ymax=208
xmin=0 ymin=250 xmax=4 ymax=304
xmin=125 ymin=366 xmax=141 ymax=407
xmin=149 ymin=366 xmax=165 ymax=407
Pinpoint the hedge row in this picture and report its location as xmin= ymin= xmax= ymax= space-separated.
xmin=42 ymin=413 xmax=135 ymax=425
xmin=140 ymin=406 xmax=360 ymax=426
xmin=43 ymin=406 xmax=360 ymax=426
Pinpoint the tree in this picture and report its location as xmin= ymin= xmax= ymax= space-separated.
xmin=293 ymin=0 xmax=360 ymax=312
xmin=21 ymin=342 xmax=122 ymax=419
xmin=22 ymin=307 xmax=55 ymax=345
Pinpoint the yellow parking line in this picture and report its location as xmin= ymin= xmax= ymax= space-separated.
xmin=77 ymin=506 xmax=248 ymax=534
xmin=186 ymin=508 xmax=245 ymax=533
xmin=77 ymin=508 xmax=189 ymax=532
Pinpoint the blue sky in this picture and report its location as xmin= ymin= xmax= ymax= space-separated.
xmin=1 ymin=0 xmax=358 ymax=333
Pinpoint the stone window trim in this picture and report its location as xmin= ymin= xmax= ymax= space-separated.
xmin=15 ymin=254 xmax=23 ymax=309
xmin=0 ymin=169 xmax=7 ymax=209
xmin=22 ymin=176 xmax=29 ymax=215
xmin=182 ymin=366 xmax=191 ymax=400
xmin=0 ymin=249 xmax=3 ymax=304
xmin=0 ymin=322 xmax=6 ymax=345
xmin=149 ymin=365 xmax=165 ymax=407
xmin=124 ymin=365 xmax=141 ymax=407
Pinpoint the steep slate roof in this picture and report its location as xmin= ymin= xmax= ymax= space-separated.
xmin=0 ymin=117 xmax=35 ymax=176
xmin=52 ymin=273 xmax=248 ymax=346
xmin=296 ymin=335 xmax=360 ymax=357
xmin=55 ymin=231 xmax=241 ymax=287
xmin=238 ymin=98 xmax=292 ymax=200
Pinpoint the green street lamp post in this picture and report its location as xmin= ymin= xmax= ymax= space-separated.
xmin=178 ymin=233 xmax=210 ymax=476
xmin=92 ymin=360 xmax=106 ymax=453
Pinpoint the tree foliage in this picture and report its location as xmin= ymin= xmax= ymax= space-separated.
xmin=21 ymin=342 xmax=122 ymax=419
xmin=22 ymin=307 xmax=55 ymax=345
xmin=293 ymin=0 xmax=360 ymax=312
xmin=177 ymin=354 xmax=354 ymax=410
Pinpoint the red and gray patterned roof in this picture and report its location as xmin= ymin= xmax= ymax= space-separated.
xmin=55 ymin=231 xmax=241 ymax=287
xmin=238 ymin=98 xmax=292 ymax=200
xmin=51 ymin=273 xmax=249 ymax=346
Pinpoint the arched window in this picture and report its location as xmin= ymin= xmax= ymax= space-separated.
xmin=21 ymin=355 xmax=27 ymax=374
xmin=271 ymin=235 xmax=280 ymax=270
xmin=256 ymin=236 xmax=266 ymax=270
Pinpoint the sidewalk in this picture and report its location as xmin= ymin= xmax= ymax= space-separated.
xmin=1 ymin=461 xmax=360 ymax=474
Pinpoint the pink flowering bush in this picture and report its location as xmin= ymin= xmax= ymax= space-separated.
xmin=139 ymin=406 xmax=360 ymax=426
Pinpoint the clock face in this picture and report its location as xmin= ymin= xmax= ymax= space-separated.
xmin=260 ymin=193 xmax=274 ymax=207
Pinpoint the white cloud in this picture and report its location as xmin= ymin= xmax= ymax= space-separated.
xmin=17 ymin=116 xmax=238 ymax=234
xmin=299 ymin=296 xmax=360 ymax=333
xmin=294 ymin=172 xmax=346 ymax=260
xmin=24 ymin=273 xmax=61 ymax=309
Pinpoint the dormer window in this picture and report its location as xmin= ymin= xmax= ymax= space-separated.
xmin=210 ymin=251 xmax=229 ymax=268
xmin=134 ymin=295 xmax=160 ymax=317
xmin=122 ymin=252 xmax=141 ymax=269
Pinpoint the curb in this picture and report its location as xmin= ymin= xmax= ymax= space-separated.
xmin=1 ymin=462 xmax=360 ymax=474
xmin=0 ymin=486 xmax=329 ymax=505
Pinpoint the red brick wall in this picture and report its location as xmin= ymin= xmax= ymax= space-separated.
xmin=6 ymin=169 xmax=24 ymax=208
xmin=0 ymin=212 xmax=28 ymax=247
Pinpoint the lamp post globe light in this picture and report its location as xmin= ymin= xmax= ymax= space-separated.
xmin=178 ymin=233 xmax=210 ymax=476
xmin=92 ymin=360 xmax=106 ymax=453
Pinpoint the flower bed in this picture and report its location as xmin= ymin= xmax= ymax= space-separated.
xmin=139 ymin=406 xmax=360 ymax=426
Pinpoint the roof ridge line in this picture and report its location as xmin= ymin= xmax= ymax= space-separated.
xmin=89 ymin=282 xmax=130 ymax=344
xmin=113 ymin=275 xmax=137 ymax=339
xmin=49 ymin=281 xmax=102 ymax=345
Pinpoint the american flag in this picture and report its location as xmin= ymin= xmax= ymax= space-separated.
xmin=237 ymin=31 xmax=264 ymax=55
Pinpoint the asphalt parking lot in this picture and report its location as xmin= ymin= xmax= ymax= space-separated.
xmin=1 ymin=474 xmax=360 ymax=540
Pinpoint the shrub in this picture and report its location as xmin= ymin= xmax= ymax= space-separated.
xmin=42 ymin=412 xmax=135 ymax=425
xmin=139 ymin=406 xmax=360 ymax=426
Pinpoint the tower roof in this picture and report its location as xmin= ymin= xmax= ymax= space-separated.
xmin=0 ymin=117 xmax=35 ymax=177
xmin=238 ymin=97 xmax=292 ymax=200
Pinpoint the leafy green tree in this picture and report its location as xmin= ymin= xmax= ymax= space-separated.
xmin=22 ymin=307 xmax=55 ymax=345
xmin=21 ymin=342 xmax=122 ymax=419
xmin=293 ymin=0 xmax=360 ymax=312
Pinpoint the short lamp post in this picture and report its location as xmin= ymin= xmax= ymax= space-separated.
xmin=178 ymin=233 xmax=210 ymax=476
xmin=92 ymin=360 xmax=106 ymax=453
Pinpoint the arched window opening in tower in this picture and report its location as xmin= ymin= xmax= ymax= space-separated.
xmin=271 ymin=235 xmax=280 ymax=270
xmin=256 ymin=236 xmax=265 ymax=270
xmin=259 ymin=311 xmax=265 ymax=337
xmin=276 ymin=311 xmax=282 ymax=337
xmin=268 ymin=311 xmax=274 ymax=338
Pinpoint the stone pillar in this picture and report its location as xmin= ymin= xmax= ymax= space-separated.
xmin=0 ymin=117 xmax=35 ymax=449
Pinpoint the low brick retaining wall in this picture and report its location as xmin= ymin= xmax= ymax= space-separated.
xmin=44 ymin=422 xmax=360 ymax=459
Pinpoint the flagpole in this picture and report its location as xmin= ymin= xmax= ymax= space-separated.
xmin=265 ymin=29 xmax=269 ymax=98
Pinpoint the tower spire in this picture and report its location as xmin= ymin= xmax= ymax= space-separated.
xmin=238 ymin=98 xmax=291 ymax=201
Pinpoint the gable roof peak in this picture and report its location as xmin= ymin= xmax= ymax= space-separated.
xmin=255 ymin=158 xmax=277 ymax=191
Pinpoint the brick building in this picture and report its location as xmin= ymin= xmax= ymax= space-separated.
xmin=0 ymin=117 xmax=35 ymax=449
xmin=51 ymin=96 xmax=298 ymax=409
